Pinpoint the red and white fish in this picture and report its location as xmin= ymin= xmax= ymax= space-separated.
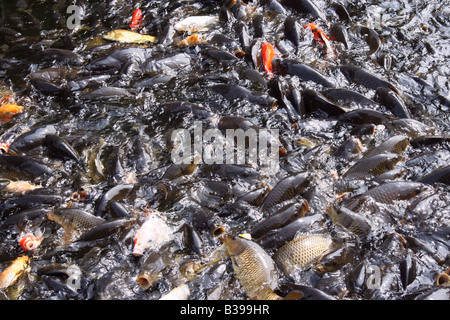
xmin=18 ymin=231 xmax=43 ymax=251
xmin=132 ymin=211 xmax=172 ymax=256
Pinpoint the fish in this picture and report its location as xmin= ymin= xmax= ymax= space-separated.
xmin=8 ymin=124 xmax=57 ymax=154
xmin=374 ymin=87 xmax=412 ymax=119
xmin=251 ymin=199 xmax=310 ymax=239
xmin=315 ymin=245 xmax=355 ymax=273
xmin=338 ymin=109 xmax=393 ymax=125
xmin=418 ymin=165 xmax=450 ymax=186
xmin=0 ymin=103 xmax=23 ymax=121
xmin=304 ymin=23 xmax=334 ymax=56
xmin=274 ymin=59 xmax=335 ymax=88
xmin=176 ymin=34 xmax=204 ymax=46
xmin=18 ymin=231 xmax=43 ymax=251
xmin=361 ymin=135 xmax=409 ymax=159
xmin=326 ymin=204 xmax=372 ymax=236
xmin=282 ymin=0 xmax=327 ymax=21
xmin=261 ymin=42 xmax=276 ymax=77
xmin=329 ymin=23 xmax=349 ymax=49
xmin=301 ymin=89 xmax=346 ymax=118
xmin=0 ymin=255 xmax=30 ymax=290
xmin=102 ymin=30 xmax=157 ymax=44
xmin=260 ymin=172 xmax=310 ymax=213
xmin=1 ymin=180 xmax=42 ymax=194
xmin=129 ymin=9 xmax=144 ymax=29
xmin=221 ymin=234 xmax=282 ymax=300
xmin=273 ymin=233 xmax=332 ymax=274
xmin=284 ymin=17 xmax=302 ymax=48
xmin=44 ymin=134 xmax=81 ymax=163
xmin=342 ymin=153 xmax=405 ymax=181
xmin=76 ymin=218 xmax=135 ymax=242
xmin=47 ymin=208 xmax=105 ymax=232
xmin=173 ymin=15 xmax=219 ymax=32
xmin=132 ymin=211 xmax=173 ymax=256
xmin=159 ymin=283 xmax=190 ymax=300
xmin=339 ymin=65 xmax=399 ymax=93
xmin=0 ymin=154 xmax=53 ymax=180
xmin=343 ymin=181 xmax=433 ymax=212
xmin=360 ymin=27 xmax=383 ymax=55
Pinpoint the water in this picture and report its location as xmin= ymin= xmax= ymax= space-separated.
xmin=0 ymin=0 xmax=449 ymax=300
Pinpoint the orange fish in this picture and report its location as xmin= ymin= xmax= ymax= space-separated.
xmin=261 ymin=42 xmax=276 ymax=77
xmin=304 ymin=23 xmax=335 ymax=56
xmin=0 ymin=255 xmax=30 ymax=290
xmin=0 ymin=103 xmax=23 ymax=118
xmin=129 ymin=8 xmax=144 ymax=29
xmin=18 ymin=232 xmax=42 ymax=251
xmin=176 ymin=34 xmax=203 ymax=46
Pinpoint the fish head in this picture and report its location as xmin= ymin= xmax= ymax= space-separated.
xmin=132 ymin=235 xmax=151 ymax=256
xmin=221 ymin=234 xmax=247 ymax=256
xmin=19 ymin=234 xmax=41 ymax=251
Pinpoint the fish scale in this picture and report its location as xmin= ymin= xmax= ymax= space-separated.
xmin=273 ymin=234 xmax=332 ymax=274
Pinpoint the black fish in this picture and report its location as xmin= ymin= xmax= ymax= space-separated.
xmin=340 ymin=65 xmax=398 ymax=93
xmin=274 ymin=59 xmax=335 ymax=88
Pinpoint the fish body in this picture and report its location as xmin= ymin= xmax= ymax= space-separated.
xmin=0 ymin=103 xmax=23 ymax=120
xmin=304 ymin=23 xmax=334 ymax=56
xmin=132 ymin=212 xmax=172 ymax=256
xmin=261 ymin=42 xmax=276 ymax=77
xmin=340 ymin=65 xmax=398 ymax=93
xmin=0 ymin=256 xmax=30 ymax=290
xmin=342 ymin=153 xmax=404 ymax=181
xmin=375 ymin=87 xmax=411 ymax=119
xmin=174 ymin=15 xmax=219 ymax=32
xmin=129 ymin=9 xmax=144 ymax=29
xmin=274 ymin=59 xmax=335 ymax=88
xmin=260 ymin=172 xmax=310 ymax=213
xmin=344 ymin=181 xmax=432 ymax=211
xmin=326 ymin=205 xmax=371 ymax=236
xmin=273 ymin=234 xmax=332 ymax=274
xmin=362 ymin=135 xmax=409 ymax=159
xmin=47 ymin=208 xmax=105 ymax=231
xmin=103 ymin=30 xmax=156 ymax=44
xmin=221 ymin=234 xmax=281 ymax=300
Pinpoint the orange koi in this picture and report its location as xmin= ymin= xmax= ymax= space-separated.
xmin=0 ymin=103 xmax=23 ymax=118
xmin=176 ymin=34 xmax=203 ymax=46
xmin=129 ymin=8 xmax=144 ymax=29
xmin=261 ymin=42 xmax=276 ymax=77
xmin=0 ymin=256 xmax=30 ymax=290
xmin=18 ymin=232 xmax=43 ymax=251
xmin=304 ymin=23 xmax=335 ymax=56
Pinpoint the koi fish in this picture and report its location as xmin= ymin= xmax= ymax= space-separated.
xmin=0 ymin=255 xmax=30 ymax=290
xmin=132 ymin=211 xmax=173 ymax=256
xmin=18 ymin=231 xmax=43 ymax=251
xmin=304 ymin=23 xmax=335 ymax=56
xmin=102 ymin=30 xmax=156 ymax=44
xmin=176 ymin=34 xmax=204 ymax=46
xmin=0 ymin=103 xmax=23 ymax=123
xmin=261 ymin=42 xmax=276 ymax=77
xmin=129 ymin=8 xmax=144 ymax=30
